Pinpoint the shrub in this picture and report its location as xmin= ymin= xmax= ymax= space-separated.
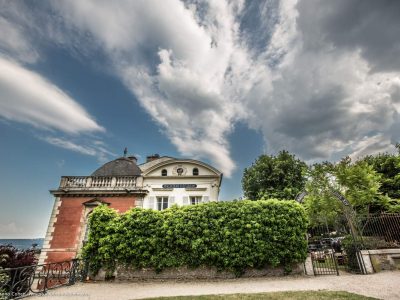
xmin=0 ymin=245 xmax=37 ymax=298
xmin=0 ymin=244 xmax=37 ymax=269
xmin=342 ymin=236 xmax=363 ymax=272
xmin=83 ymin=200 xmax=308 ymax=276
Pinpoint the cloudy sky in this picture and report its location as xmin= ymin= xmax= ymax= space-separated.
xmin=1 ymin=0 xmax=399 ymax=238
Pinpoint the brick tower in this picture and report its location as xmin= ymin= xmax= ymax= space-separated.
xmin=38 ymin=155 xmax=147 ymax=264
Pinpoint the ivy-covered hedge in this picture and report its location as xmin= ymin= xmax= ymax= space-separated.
xmin=82 ymin=200 xmax=308 ymax=276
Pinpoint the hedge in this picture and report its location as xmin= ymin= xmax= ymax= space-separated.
xmin=82 ymin=200 xmax=308 ymax=276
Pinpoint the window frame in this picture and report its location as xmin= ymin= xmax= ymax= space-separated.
xmin=161 ymin=169 xmax=168 ymax=176
xmin=192 ymin=168 xmax=199 ymax=176
xmin=157 ymin=196 xmax=169 ymax=210
xmin=190 ymin=196 xmax=202 ymax=205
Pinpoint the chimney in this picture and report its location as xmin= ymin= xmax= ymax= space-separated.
xmin=146 ymin=154 xmax=160 ymax=162
xmin=127 ymin=155 xmax=137 ymax=163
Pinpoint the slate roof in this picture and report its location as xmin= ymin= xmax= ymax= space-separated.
xmin=91 ymin=157 xmax=142 ymax=176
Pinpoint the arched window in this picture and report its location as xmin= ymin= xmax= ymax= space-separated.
xmin=83 ymin=211 xmax=93 ymax=244
xmin=161 ymin=169 xmax=167 ymax=176
xmin=193 ymin=168 xmax=199 ymax=176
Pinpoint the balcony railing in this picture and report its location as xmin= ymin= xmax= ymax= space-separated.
xmin=59 ymin=176 xmax=137 ymax=189
xmin=0 ymin=259 xmax=88 ymax=299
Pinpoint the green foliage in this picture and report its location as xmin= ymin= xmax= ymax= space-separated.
xmin=341 ymin=235 xmax=363 ymax=272
xmin=360 ymin=151 xmax=400 ymax=200
xmin=83 ymin=200 xmax=308 ymax=276
xmin=242 ymin=150 xmax=307 ymax=200
xmin=304 ymin=158 xmax=390 ymax=226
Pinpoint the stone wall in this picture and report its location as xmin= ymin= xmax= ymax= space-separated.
xmin=361 ymin=249 xmax=400 ymax=274
xmin=94 ymin=264 xmax=305 ymax=281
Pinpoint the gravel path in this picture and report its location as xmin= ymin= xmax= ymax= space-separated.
xmin=30 ymin=271 xmax=400 ymax=300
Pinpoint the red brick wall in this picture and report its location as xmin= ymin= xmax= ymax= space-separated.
xmin=46 ymin=251 xmax=77 ymax=263
xmin=45 ymin=196 xmax=136 ymax=263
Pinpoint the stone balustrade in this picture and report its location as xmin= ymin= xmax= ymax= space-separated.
xmin=60 ymin=176 xmax=137 ymax=189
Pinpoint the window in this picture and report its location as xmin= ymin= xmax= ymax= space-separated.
xmin=161 ymin=169 xmax=167 ymax=176
xmin=82 ymin=211 xmax=93 ymax=245
xmin=157 ymin=196 xmax=169 ymax=210
xmin=83 ymin=223 xmax=90 ymax=243
xmin=190 ymin=196 xmax=202 ymax=205
xmin=192 ymin=168 xmax=199 ymax=176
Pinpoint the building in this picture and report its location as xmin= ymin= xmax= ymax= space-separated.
xmin=38 ymin=153 xmax=223 ymax=264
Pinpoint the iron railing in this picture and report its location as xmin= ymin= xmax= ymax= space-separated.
xmin=357 ymin=213 xmax=400 ymax=248
xmin=0 ymin=259 xmax=88 ymax=299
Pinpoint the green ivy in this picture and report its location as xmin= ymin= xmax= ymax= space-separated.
xmin=83 ymin=200 xmax=308 ymax=276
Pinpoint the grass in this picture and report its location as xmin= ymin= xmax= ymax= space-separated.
xmin=143 ymin=291 xmax=379 ymax=300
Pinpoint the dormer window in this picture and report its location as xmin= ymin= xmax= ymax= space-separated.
xmin=193 ymin=168 xmax=199 ymax=176
xmin=161 ymin=169 xmax=167 ymax=176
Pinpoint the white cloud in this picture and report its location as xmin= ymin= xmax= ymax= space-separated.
xmin=0 ymin=56 xmax=104 ymax=134
xmin=0 ymin=17 xmax=39 ymax=63
xmin=42 ymin=137 xmax=97 ymax=156
xmin=50 ymin=0 xmax=250 ymax=176
xmin=6 ymin=0 xmax=398 ymax=173
xmin=42 ymin=136 xmax=115 ymax=163
xmin=246 ymin=0 xmax=400 ymax=161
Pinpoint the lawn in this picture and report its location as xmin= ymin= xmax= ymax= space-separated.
xmin=143 ymin=291 xmax=378 ymax=300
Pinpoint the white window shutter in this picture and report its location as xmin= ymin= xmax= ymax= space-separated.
xmin=183 ymin=196 xmax=189 ymax=206
xmin=169 ymin=196 xmax=175 ymax=206
xmin=203 ymin=196 xmax=209 ymax=203
xmin=148 ymin=196 xmax=155 ymax=210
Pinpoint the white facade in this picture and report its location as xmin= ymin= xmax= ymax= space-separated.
xmin=139 ymin=157 xmax=222 ymax=210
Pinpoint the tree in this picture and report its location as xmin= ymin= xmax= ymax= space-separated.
xmin=242 ymin=150 xmax=307 ymax=200
xmin=304 ymin=157 xmax=391 ymax=227
xmin=360 ymin=151 xmax=400 ymax=200
xmin=303 ymin=162 xmax=340 ymax=226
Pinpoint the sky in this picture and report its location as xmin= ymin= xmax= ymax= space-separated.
xmin=1 ymin=0 xmax=400 ymax=238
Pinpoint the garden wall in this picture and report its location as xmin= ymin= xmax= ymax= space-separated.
xmin=361 ymin=249 xmax=400 ymax=273
xmin=94 ymin=264 xmax=304 ymax=281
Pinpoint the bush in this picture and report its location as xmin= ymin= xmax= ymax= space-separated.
xmin=0 ymin=245 xmax=37 ymax=298
xmin=342 ymin=236 xmax=362 ymax=272
xmin=0 ymin=245 xmax=37 ymax=269
xmin=83 ymin=200 xmax=308 ymax=276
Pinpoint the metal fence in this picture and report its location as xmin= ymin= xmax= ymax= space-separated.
xmin=307 ymin=213 xmax=400 ymax=276
xmin=0 ymin=259 xmax=88 ymax=299
xmin=357 ymin=213 xmax=400 ymax=249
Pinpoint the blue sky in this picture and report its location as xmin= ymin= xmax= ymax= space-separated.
xmin=1 ymin=0 xmax=400 ymax=238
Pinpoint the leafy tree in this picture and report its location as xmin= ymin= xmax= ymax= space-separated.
xmin=304 ymin=157 xmax=390 ymax=227
xmin=360 ymin=149 xmax=400 ymax=200
xmin=303 ymin=162 xmax=340 ymax=226
xmin=242 ymin=150 xmax=307 ymax=200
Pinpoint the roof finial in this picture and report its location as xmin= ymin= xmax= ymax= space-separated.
xmin=123 ymin=147 xmax=128 ymax=157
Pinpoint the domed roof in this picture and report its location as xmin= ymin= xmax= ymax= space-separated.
xmin=91 ymin=157 xmax=141 ymax=176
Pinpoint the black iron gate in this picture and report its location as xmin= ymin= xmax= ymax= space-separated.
xmin=307 ymin=217 xmax=368 ymax=276
xmin=308 ymin=226 xmax=340 ymax=276
xmin=299 ymin=190 xmax=368 ymax=276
